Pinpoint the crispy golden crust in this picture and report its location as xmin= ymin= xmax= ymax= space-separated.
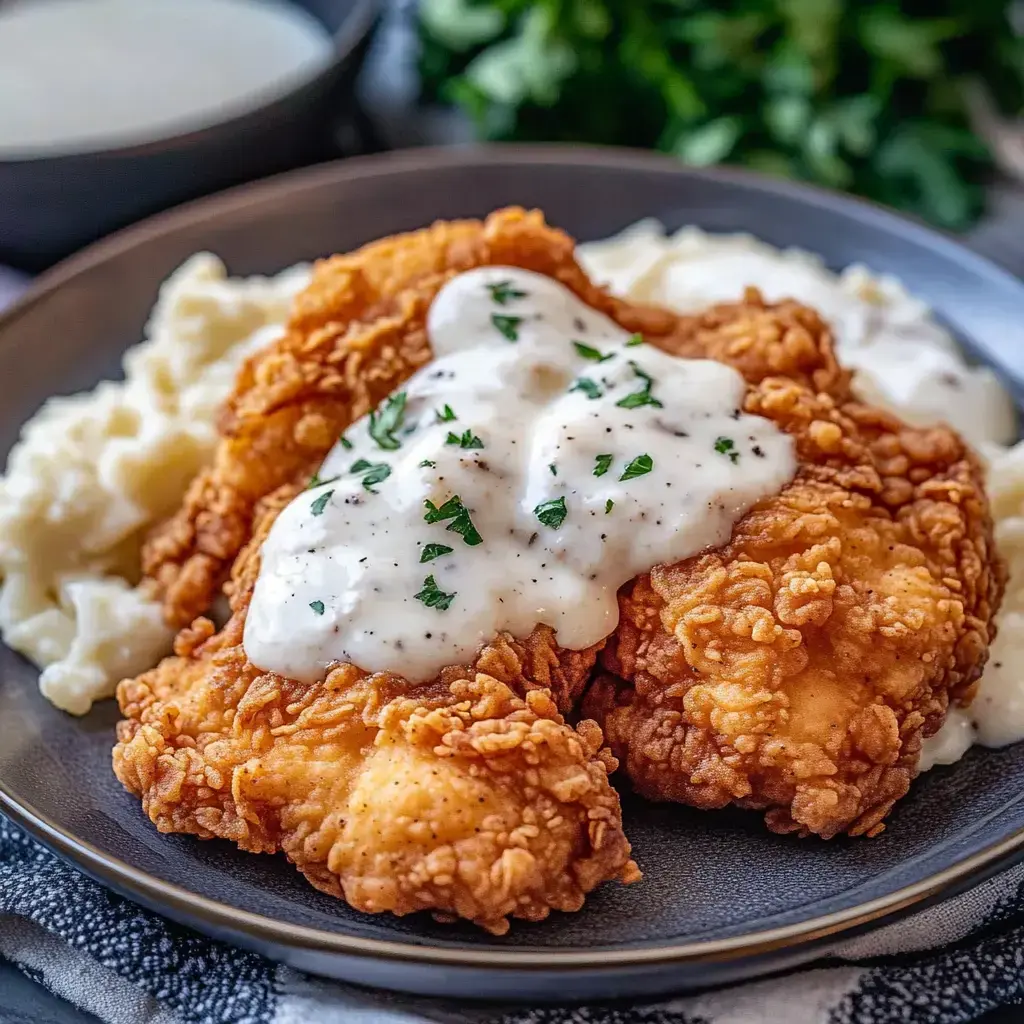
xmin=120 ymin=203 xmax=1004 ymax=933
xmin=117 ymin=486 xmax=637 ymax=934
xmin=584 ymin=378 xmax=1003 ymax=838
xmin=142 ymin=208 xmax=684 ymax=628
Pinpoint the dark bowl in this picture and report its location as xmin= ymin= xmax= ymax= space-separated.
xmin=0 ymin=0 xmax=379 ymax=272
xmin=2 ymin=145 xmax=1024 ymax=1002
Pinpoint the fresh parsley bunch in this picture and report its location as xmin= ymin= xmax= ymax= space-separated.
xmin=418 ymin=0 xmax=1024 ymax=229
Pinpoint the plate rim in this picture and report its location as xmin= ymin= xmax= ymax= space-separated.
xmin=3 ymin=142 xmax=1024 ymax=973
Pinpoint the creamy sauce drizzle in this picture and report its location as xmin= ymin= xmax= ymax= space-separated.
xmin=244 ymin=267 xmax=795 ymax=683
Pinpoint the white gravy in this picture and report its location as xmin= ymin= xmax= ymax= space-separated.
xmin=244 ymin=267 xmax=796 ymax=684
xmin=0 ymin=0 xmax=332 ymax=155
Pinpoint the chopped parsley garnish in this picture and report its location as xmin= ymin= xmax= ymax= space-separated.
xmin=573 ymin=341 xmax=613 ymax=363
xmin=605 ymin=498 xmax=614 ymax=514
xmin=491 ymin=313 xmax=523 ymax=342
xmin=616 ymin=362 xmax=663 ymax=410
xmin=435 ymin=404 xmax=457 ymax=423
xmin=339 ymin=435 xmax=353 ymax=450
xmin=420 ymin=542 xmax=454 ymax=563
xmin=620 ymin=454 xmax=654 ymax=481
xmin=570 ymin=377 xmax=603 ymax=400
xmin=549 ymin=463 xmax=557 ymax=476
xmin=307 ymin=472 xmax=340 ymax=490
xmin=487 ymin=279 xmax=527 ymax=305
xmin=310 ymin=490 xmax=333 ymax=516
xmin=350 ymin=459 xmax=391 ymax=492
xmin=423 ymin=495 xmax=483 ymax=546
xmin=626 ymin=333 xmax=644 ymax=347
xmin=534 ymin=496 xmax=568 ymax=529
xmin=419 ymin=459 xmax=436 ymax=469
xmin=309 ymin=600 xmax=325 ymax=615
xmin=415 ymin=574 xmax=456 ymax=611
xmin=593 ymin=453 xmax=613 ymax=477
xmin=445 ymin=429 xmax=484 ymax=450
xmin=368 ymin=391 xmax=407 ymax=450
xmin=714 ymin=436 xmax=740 ymax=464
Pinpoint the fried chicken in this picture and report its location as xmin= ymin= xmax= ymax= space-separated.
xmin=141 ymin=208 xmax=685 ymax=631
xmin=116 ymin=487 xmax=638 ymax=935
xmin=119 ymin=203 xmax=1003 ymax=950
xmin=583 ymin=304 xmax=1003 ymax=838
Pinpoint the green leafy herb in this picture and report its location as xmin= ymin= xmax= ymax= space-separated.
xmin=491 ymin=313 xmax=523 ymax=341
xmin=415 ymin=574 xmax=456 ymax=611
xmin=419 ymin=459 xmax=437 ymax=469
xmin=423 ymin=495 xmax=483 ymax=546
xmin=616 ymin=362 xmax=663 ymax=410
xmin=626 ymin=333 xmax=644 ymax=347
xmin=350 ymin=459 xmax=392 ymax=492
xmin=714 ymin=436 xmax=740 ymax=464
xmin=436 ymin=404 xmax=457 ymax=423
xmin=310 ymin=490 xmax=333 ymax=516
xmin=420 ymin=542 xmax=454 ymax=563
xmin=549 ymin=463 xmax=557 ymax=476
xmin=445 ymin=428 xmax=484 ymax=449
xmin=339 ymin=436 xmax=353 ymax=450
xmin=605 ymin=499 xmax=614 ymax=514
xmin=487 ymin=279 xmax=527 ymax=305
xmin=307 ymin=472 xmax=340 ymax=490
xmin=573 ymin=340 xmax=613 ymax=362
xmin=369 ymin=392 xmax=407 ymax=451
xmin=418 ymin=0 xmax=1016 ymax=229
xmin=570 ymin=377 xmax=603 ymax=400
xmin=593 ymin=453 xmax=613 ymax=477
xmin=309 ymin=600 xmax=325 ymax=616
xmin=534 ymin=496 xmax=568 ymax=529
xmin=620 ymin=454 xmax=654 ymax=481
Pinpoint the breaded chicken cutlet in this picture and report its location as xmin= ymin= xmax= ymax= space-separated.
xmin=115 ymin=209 xmax=1002 ymax=937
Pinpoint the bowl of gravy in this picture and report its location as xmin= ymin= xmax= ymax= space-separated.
xmin=0 ymin=0 xmax=378 ymax=270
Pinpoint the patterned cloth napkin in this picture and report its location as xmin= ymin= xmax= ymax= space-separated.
xmin=3 ymin=812 xmax=1024 ymax=1024
xmin=3 ymin=251 xmax=1024 ymax=1024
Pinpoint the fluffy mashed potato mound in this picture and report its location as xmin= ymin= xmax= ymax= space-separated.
xmin=0 ymin=254 xmax=310 ymax=713
xmin=579 ymin=221 xmax=1016 ymax=448
xmin=578 ymin=221 xmax=1022 ymax=769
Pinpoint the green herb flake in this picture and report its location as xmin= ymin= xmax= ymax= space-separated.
xmin=415 ymin=574 xmax=456 ymax=611
xmin=549 ymin=463 xmax=557 ymax=476
xmin=309 ymin=600 xmax=325 ymax=616
xmin=534 ymin=496 xmax=568 ymax=530
xmin=310 ymin=490 xmax=334 ymax=516
xmin=445 ymin=428 xmax=484 ymax=450
xmin=419 ymin=459 xmax=436 ymax=469
xmin=570 ymin=377 xmax=603 ymax=400
xmin=368 ymin=391 xmax=407 ymax=451
xmin=423 ymin=495 xmax=483 ymax=546
xmin=350 ymin=459 xmax=392 ymax=492
xmin=593 ymin=453 xmax=613 ymax=477
xmin=435 ymin=404 xmax=457 ymax=423
xmin=491 ymin=313 xmax=523 ymax=342
xmin=616 ymin=361 xmax=663 ymax=410
xmin=573 ymin=340 xmax=614 ymax=362
xmin=605 ymin=499 xmax=614 ymax=514
xmin=626 ymin=333 xmax=644 ymax=347
xmin=714 ymin=436 xmax=740 ymax=464
xmin=339 ymin=435 xmax=353 ymax=450
xmin=487 ymin=279 xmax=527 ymax=305
xmin=307 ymin=472 xmax=340 ymax=490
xmin=620 ymin=454 xmax=654 ymax=481
xmin=420 ymin=542 xmax=454 ymax=563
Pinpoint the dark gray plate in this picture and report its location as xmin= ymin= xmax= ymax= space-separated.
xmin=2 ymin=146 xmax=1024 ymax=1002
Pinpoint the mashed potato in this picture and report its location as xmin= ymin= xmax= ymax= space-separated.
xmin=578 ymin=223 xmax=1022 ymax=769
xmin=0 ymin=254 xmax=310 ymax=713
